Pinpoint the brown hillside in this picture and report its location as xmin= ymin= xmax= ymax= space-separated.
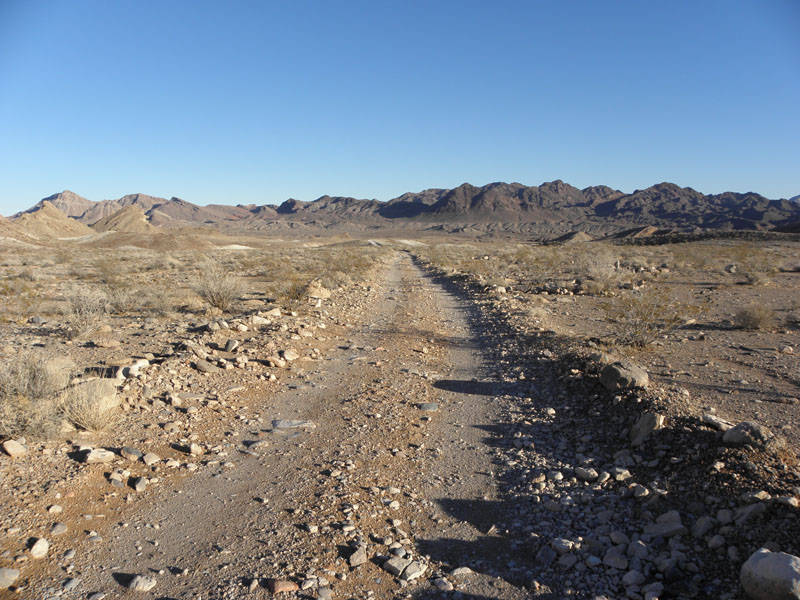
xmin=90 ymin=205 xmax=155 ymax=233
xmin=12 ymin=201 xmax=95 ymax=238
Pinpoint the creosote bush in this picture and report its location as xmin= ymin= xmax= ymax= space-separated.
xmin=735 ymin=304 xmax=777 ymax=331
xmin=64 ymin=286 xmax=108 ymax=339
xmin=194 ymin=261 xmax=244 ymax=312
xmin=601 ymin=288 xmax=695 ymax=346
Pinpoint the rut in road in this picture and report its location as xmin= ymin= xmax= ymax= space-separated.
xmin=47 ymin=253 xmax=530 ymax=599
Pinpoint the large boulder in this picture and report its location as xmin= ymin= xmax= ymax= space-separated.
xmin=740 ymin=548 xmax=800 ymax=600
xmin=600 ymin=359 xmax=649 ymax=391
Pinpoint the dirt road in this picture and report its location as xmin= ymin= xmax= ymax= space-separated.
xmin=30 ymin=253 xmax=529 ymax=599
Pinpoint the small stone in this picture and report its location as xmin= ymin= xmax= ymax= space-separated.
xmin=400 ymin=561 xmax=426 ymax=581
xmin=603 ymin=545 xmax=628 ymax=570
xmin=0 ymin=568 xmax=20 ymax=589
xmin=418 ymin=403 xmax=439 ymax=412
xmin=127 ymin=575 xmax=157 ymax=592
xmin=692 ymin=516 xmax=716 ymax=538
xmin=142 ymin=452 xmax=161 ymax=466
xmin=600 ymin=360 xmax=649 ymax=391
xmin=50 ymin=523 xmax=68 ymax=536
xmin=317 ymin=587 xmax=333 ymax=600
xmin=272 ymin=419 xmax=316 ymax=430
xmin=575 ymin=466 xmax=598 ymax=482
xmin=433 ymin=577 xmax=454 ymax=591
xmin=734 ymin=502 xmax=767 ymax=526
xmin=131 ymin=477 xmax=148 ymax=492
xmin=280 ymin=349 xmax=299 ymax=362
xmin=551 ymin=538 xmax=574 ymax=555
xmin=267 ymin=579 xmax=299 ymax=593
xmin=383 ymin=557 xmax=412 ymax=576
xmin=2 ymin=439 xmax=27 ymax=458
xmin=450 ymin=567 xmax=474 ymax=577
xmin=643 ymin=521 xmax=688 ymax=538
xmin=723 ymin=421 xmax=783 ymax=451
xmin=82 ymin=448 xmax=116 ymax=464
xmin=63 ymin=577 xmax=80 ymax=591
xmin=29 ymin=537 xmax=49 ymax=558
xmin=194 ymin=359 xmax=220 ymax=374
xmin=188 ymin=443 xmax=204 ymax=456
xmin=623 ymin=570 xmax=646 ymax=586
xmin=630 ymin=412 xmax=665 ymax=447
xmin=120 ymin=446 xmax=143 ymax=461
xmin=348 ymin=546 xmax=368 ymax=567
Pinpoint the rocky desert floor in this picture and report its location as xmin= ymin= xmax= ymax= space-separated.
xmin=0 ymin=235 xmax=799 ymax=600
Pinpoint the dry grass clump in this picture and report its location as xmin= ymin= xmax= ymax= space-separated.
xmin=601 ymin=288 xmax=694 ymax=346
xmin=734 ymin=304 xmax=777 ymax=331
xmin=63 ymin=286 xmax=108 ymax=339
xmin=0 ymin=353 xmax=72 ymax=438
xmin=194 ymin=260 xmax=244 ymax=312
xmin=59 ymin=379 xmax=119 ymax=432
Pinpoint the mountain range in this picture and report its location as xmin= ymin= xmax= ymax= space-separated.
xmin=8 ymin=181 xmax=800 ymax=239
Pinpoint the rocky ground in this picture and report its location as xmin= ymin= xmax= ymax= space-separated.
xmin=1 ymin=239 xmax=799 ymax=600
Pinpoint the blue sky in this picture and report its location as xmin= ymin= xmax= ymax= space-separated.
xmin=0 ymin=1 xmax=798 ymax=214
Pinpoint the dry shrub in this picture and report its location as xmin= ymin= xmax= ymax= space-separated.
xmin=735 ymin=304 xmax=777 ymax=331
xmin=106 ymin=285 xmax=141 ymax=314
xmin=575 ymin=245 xmax=624 ymax=295
xmin=0 ymin=353 xmax=73 ymax=439
xmin=64 ymin=286 xmax=108 ymax=339
xmin=194 ymin=261 xmax=244 ymax=312
xmin=59 ymin=379 xmax=119 ymax=432
xmin=276 ymin=277 xmax=310 ymax=308
xmin=601 ymin=288 xmax=695 ymax=346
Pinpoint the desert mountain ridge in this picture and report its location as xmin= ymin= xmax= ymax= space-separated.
xmin=9 ymin=180 xmax=800 ymax=237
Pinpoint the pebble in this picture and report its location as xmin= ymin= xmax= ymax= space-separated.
xmin=1 ymin=440 xmax=26 ymax=458
xmin=127 ymin=575 xmax=157 ymax=592
xmin=81 ymin=448 xmax=116 ymax=464
xmin=268 ymin=579 xmax=299 ymax=593
xmin=29 ymin=537 xmax=49 ymax=558
xmin=0 ymin=568 xmax=20 ymax=589
xmin=142 ymin=452 xmax=161 ymax=466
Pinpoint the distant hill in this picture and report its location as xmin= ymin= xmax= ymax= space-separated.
xmin=19 ymin=181 xmax=800 ymax=237
xmin=12 ymin=201 xmax=95 ymax=238
xmin=19 ymin=191 xmax=251 ymax=228
xmin=91 ymin=205 xmax=154 ymax=233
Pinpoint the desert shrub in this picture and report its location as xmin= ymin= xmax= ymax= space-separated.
xmin=735 ymin=304 xmax=777 ymax=330
xmin=59 ymin=379 xmax=119 ymax=432
xmin=194 ymin=261 xmax=244 ymax=312
xmin=105 ymin=285 xmax=141 ymax=314
xmin=276 ymin=278 xmax=310 ymax=308
xmin=0 ymin=353 xmax=72 ymax=438
xmin=575 ymin=246 xmax=624 ymax=295
xmin=601 ymin=288 xmax=694 ymax=346
xmin=63 ymin=286 xmax=108 ymax=339
xmin=140 ymin=285 xmax=176 ymax=317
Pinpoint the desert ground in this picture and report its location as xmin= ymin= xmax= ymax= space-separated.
xmin=1 ymin=231 xmax=799 ymax=600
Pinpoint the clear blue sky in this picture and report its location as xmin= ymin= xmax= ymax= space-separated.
xmin=1 ymin=1 xmax=798 ymax=215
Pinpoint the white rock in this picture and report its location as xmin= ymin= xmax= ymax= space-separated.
xmin=127 ymin=575 xmax=157 ymax=592
xmin=0 ymin=567 xmax=20 ymax=589
xmin=30 ymin=537 xmax=49 ymax=558
xmin=1 ymin=439 xmax=27 ymax=458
